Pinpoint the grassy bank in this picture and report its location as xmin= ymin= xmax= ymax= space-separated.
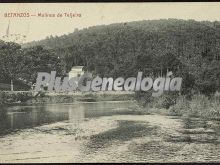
xmin=0 ymin=91 xmax=35 ymax=105
xmin=27 ymin=91 xmax=135 ymax=104
xmin=136 ymin=92 xmax=220 ymax=120
xmin=0 ymin=91 xmax=135 ymax=105
xmin=169 ymin=95 xmax=220 ymax=119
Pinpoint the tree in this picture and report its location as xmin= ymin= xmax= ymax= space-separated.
xmin=0 ymin=42 xmax=25 ymax=91
xmin=0 ymin=41 xmax=63 ymax=91
xmin=21 ymin=19 xmax=220 ymax=95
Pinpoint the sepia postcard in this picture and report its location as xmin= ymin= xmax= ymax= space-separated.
xmin=0 ymin=2 xmax=220 ymax=163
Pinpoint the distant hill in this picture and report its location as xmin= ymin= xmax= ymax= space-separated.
xmin=22 ymin=19 xmax=220 ymax=50
xmin=22 ymin=19 xmax=220 ymax=95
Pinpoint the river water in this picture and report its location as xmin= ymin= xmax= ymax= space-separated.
xmin=0 ymin=101 xmax=138 ymax=134
xmin=0 ymin=101 xmax=219 ymax=163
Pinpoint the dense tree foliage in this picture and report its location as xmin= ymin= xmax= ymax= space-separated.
xmin=0 ymin=41 xmax=23 ymax=82
xmin=0 ymin=41 xmax=62 ymax=90
xmin=23 ymin=19 xmax=220 ymax=95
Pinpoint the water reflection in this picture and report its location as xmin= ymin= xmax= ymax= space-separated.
xmin=0 ymin=106 xmax=8 ymax=132
xmin=68 ymin=104 xmax=85 ymax=128
xmin=0 ymin=101 xmax=136 ymax=135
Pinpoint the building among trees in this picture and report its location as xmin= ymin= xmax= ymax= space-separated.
xmin=68 ymin=66 xmax=84 ymax=79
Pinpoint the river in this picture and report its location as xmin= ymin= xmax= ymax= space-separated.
xmin=0 ymin=101 xmax=219 ymax=163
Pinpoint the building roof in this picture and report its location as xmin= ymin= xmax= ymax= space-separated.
xmin=71 ymin=66 xmax=84 ymax=69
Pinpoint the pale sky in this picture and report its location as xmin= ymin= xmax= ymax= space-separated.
xmin=1 ymin=3 xmax=220 ymax=43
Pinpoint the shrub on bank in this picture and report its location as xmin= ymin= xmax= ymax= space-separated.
xmin=169 ymin=95 xmax=190 ymax=116
xmin=0 ymin=91 xmax=33 ymax=104
xmin=136 ymin=90 xmax=220 ymax=119
xmin=169 ymin=94 xmax=220 ymax=119
xmin=135 ymin=91 xmax=179 ymax=109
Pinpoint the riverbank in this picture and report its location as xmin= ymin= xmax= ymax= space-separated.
xmin=0 ymin=91 xmax=34 ymax=105
xmin=138 ymin=93 xmax=220 ymax=120
xmin=0 ymin=113 xmax=219 ymax=163
xmin=0 ymin=91 xmax=135 ymax=105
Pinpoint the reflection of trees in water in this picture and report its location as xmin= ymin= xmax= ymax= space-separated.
xmin=83 ymin=102 xmax=135 ymax=118
xmin=29 ymin=106 xmax=48 ymax=126
xmin=0 ymin=102 xmax=135 ymax=135
xmin=0 ymin=106 xmax=8 ymax=133
xmin=30 ymin=105 xmax=69 ymax=126
xmin=0 ymin=105 xmax=70 ymax=135
xmin=68 ymin=105 xmax=85 ymax=129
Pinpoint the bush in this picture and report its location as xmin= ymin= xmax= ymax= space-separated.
xmin=169 ymin=94 xmax=220 ymax=119
xmin=135 ymin=91 xmax=179 ymax=109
